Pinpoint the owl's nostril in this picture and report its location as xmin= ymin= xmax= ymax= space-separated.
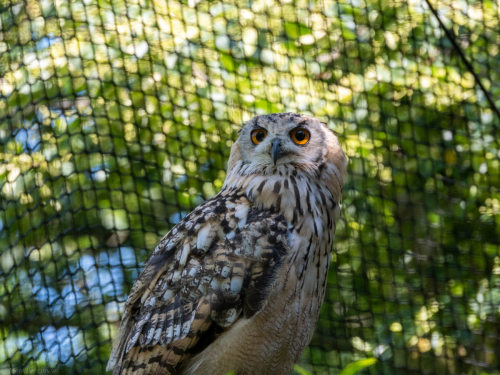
xmin=271 ymin=139 xmax=284 ymax=165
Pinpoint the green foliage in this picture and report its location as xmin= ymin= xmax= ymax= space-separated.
xmin=294 ymin=364 xmax=314 ymax=375
xmin=0 ymin=0 xmax=500 ymax=374
xmin=338 ymin=359 xmax=377 ymax=375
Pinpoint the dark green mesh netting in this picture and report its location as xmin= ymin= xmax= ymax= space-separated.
xmin=1 ymin=0 xmax=500 ymax=373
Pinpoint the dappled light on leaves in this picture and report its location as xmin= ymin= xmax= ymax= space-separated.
xmin=1 ymin=0 xmax=500 ymax=374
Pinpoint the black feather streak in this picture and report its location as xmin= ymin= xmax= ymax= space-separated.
xmin=273 ymin=180 xmax=281 ymax=194
xmin=257 ymin=180 xmax=266 ymax=193
xmin=290 ymin=175 xmax=303 ymax=215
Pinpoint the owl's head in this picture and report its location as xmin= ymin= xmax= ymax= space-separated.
xmin=224 ymin=113 xmax=347 ymax=216
xmin=230 ymin=113 xmax=345 ymax=176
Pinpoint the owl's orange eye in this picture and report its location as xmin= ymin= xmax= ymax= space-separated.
xmin=251 ymin=129 xmax=267 ymax=144
xmin=290 ymin=128 xmax=310 ymax=145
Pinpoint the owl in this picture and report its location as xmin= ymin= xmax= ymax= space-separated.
xmin=107 ymin=113 xmax=347 ymax=375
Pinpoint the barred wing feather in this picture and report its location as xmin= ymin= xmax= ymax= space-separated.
xmin=107 ymin=190 xmax=289 ymax=375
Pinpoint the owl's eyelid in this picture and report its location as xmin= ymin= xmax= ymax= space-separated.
xmin=290 ymin=125 xmax=310 ymax=132
xmin=252 ymin=125 xmax=267 ymax=132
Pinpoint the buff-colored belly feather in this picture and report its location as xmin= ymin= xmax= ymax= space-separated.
xmin=182 ymin=269 xmax=315 ymax=375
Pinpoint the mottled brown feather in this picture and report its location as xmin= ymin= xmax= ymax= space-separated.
xmin=108 ymin=191 xmax=290 ymax=375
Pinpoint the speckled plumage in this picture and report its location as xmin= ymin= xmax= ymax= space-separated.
xmin=107 ymin=113 xmax=347 ymax=375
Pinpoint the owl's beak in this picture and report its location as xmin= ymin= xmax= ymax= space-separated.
xmin=271 ymin=138 xmax=284 ymax=165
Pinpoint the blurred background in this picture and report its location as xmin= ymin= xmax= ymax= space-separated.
xmin=1 ymin=0 xmax=500 ymax=374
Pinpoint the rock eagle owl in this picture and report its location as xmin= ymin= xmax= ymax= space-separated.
xmin=107 ymin=113 xmax=347 ymax=375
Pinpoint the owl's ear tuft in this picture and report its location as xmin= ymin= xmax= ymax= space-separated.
xmin=227 ymin=140 xmax=242 ymax=171
xmin=320 ymin=121 xmax=340 ymax=137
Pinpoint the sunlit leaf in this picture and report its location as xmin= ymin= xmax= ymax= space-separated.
xmin=338 ymin=358 xmax=377 ymax=375
xmin=294 ymin=365 xmax=313 ymax=375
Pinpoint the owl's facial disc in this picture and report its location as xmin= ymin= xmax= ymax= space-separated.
xmin=238 ymin=113 xmax=332 ymax=170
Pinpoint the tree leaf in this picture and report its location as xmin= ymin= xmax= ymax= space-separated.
xmin=338 ymin=358 xmax=377 ymax=375
xmin=293 ymin=364 xmax=313 ymax=375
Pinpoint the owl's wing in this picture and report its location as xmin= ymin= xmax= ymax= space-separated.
xmin=107 ymin=190 xmax=289 ymax=375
